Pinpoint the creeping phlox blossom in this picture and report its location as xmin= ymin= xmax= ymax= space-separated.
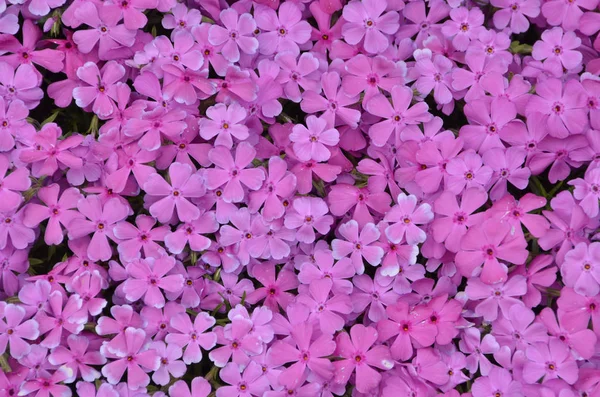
xmin=1 ymin=0 xmax=600 ymax=394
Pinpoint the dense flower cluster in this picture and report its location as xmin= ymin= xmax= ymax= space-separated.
xmin=0 ymin=0 xmax=599 ymax=394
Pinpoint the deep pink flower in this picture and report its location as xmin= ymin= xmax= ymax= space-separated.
xmin=456 ymin=219 xmax=529 ymax=284
xmin=246 ymin=262 xmax=298 ymax=312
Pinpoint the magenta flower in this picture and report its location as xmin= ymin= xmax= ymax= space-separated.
xmin=384 ymin=193 xmax=433 ymax=245
xmin=492 ymin=304 xmax=548 ymax=352
xmin=0 ymin=97 xmax=34 ymax=152
xmin=164 ymin=211 xmax=217 ymax=255
xmin=0 ymin=304 xmax=39 ymax=359
xmin=459 ymin=328 xmax=500 ymax=376
xmin=67 ymin=195 xmax=129 ymax=262
xmin=255 ymin=2 xmax=311 ymax=55
xmin=143 ymin=162 xmax=204 ymax=223
xmin=341 ymin=0 xmax=400 ymax=54
xmin=123 ymin=256 xmax=184 ymax=308
xmin=101 ymin=327 xmax=160 ymax=389
xmin=124 ymin=107 xmax=188 ymax=151
xmin=488 ymin=193 xmax=549 ymax=238
xmin=72 ymin=3 xmax=136 ymax=59
xmin=541 ymin=0 xmax=597 ymax=31
xmin=445 ymin=151 xmax=493 ymax=194
xmin=366 ymin=86 xmax=432 ymax=147
xmin=208 ymin=316 xmax=263 ymax=368
xmin=333 ymin=324 xmax=394 ymax=394
xmin=205 ymin=142 xmax=265 ymax=203
xmin=284 ymin=197 xmax=334 ymax=244
xmin=471 ymin=367 xmax=523 ymax=397
xmin=328 ymin=182 xmax=391 ymax=227
xmin=35 ymin=291 xmax=87 ymax=348
xmin=18 ymin=366 xmax=73 ymax=397
xmin=209 ymin=8 xmax=259 ymax=62
xmin=199 ymin=102 xmax=249 ymax=149
xmin=412 ymin=53 xmax=454 ymax=105
xmin=290 ymin=115 xmax=339 ymax=162
xmin=456 ymin=219 xmax=529 ymax=284
xmin=23 ymin=184 xmax=83 ymax=245
xmin=539 ymin=306 xmax=597 ymax=359
xmin=106 ymin=0 xmax=158 ymax=30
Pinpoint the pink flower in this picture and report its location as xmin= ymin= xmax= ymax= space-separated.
xmin=209 ymin=316 xmax=263 ymax=368
xmin=526 ymin=78 xmax=588 ymax=138
xmin=67 ymin=195 xmax=129 ymax=262
xmin=483 ymin=147 xmax=531 ymax=200
xmin=248 ymin=156 xmax=297 ymax=221
xmin=0 ymin=245 xmax=28 ymax=297
xmin=461 ymin=97 xmax=519 ymax=153
xmin=0 ymin=97 xmax=34 ymax=152
xmin=384 ymin=193 xmax=433 ymax=245
xmin=492 ymin=304 xmax=548 ymax=352
xmin=366 ymin=86 xmax=432 ymax=147
xmin=105 ymin=0 xmax=158 ymax=30
xmin=341 ymin=0 xmax=400 ymax=54
xmin=456 ymin=219 xmax=529 ymax=284
xmin=246 ymin=262 xmax=298 ymax=312
xmin=523 ymin=339 xmax=579 ymax=385
xmin=412 ymin=53 xmax=454 ymax=105
xmin=72 ymin=3 xmax=136 ymax=59
xmin=169 ymin=377 xmax=211 ymax=397
xmin=539 ymin=307 xmax=597 ymax=360
xmin=35 ymin=291 xmax=87 ymax=348
xmin=255 ymin=3 xmax=311 ymax=55
xmin=290 ymin=115 xmax=339 ymax=162
xmin=205 ymin=142 xmax=265 ymax=203
xmin=491 ymin=0 xmax=540 ymax=33
xmin=149 ymin=341 xmax=186 ymax=385
xmin=72 ymin=61 xmax=125 ymax=119
xmin=18 ymin=366 xmax=73 ymax=397
xmin=209 ymin=8 xmax=259 ymax=62
xmin=532 ymin=27 xmax=582 ymax=70
xmin=432 ymin=188 xmax=487 ymax=253
xmin=332 ymin=220 xmax=384 ymax=274
xmin=123 ymin=256 xmax=184 ymax=308
xmin=301 ymin=72 xmax=361 ymax=128
xmin=445 ymin=151 xmax=493 ymax=194
xmin=218 ymin=361 xmax=271 ymax=397
xmin=327 ymin=181 xmax=391 ymax=227
xmin=487 ymin=193 xmax=549 ymax=238
xmin=351 ymin=274 xmax=397 ymax=322
xmin=284 ymin=197 xmax=334 ymax=244
xmin=294 ymin=277 xmax=352 ymax=334
xmin=442 ymin=7 xmax=486 ymax=51
xmin=47 ymin=334 xmax=106 ymax=382
xmin=561 ymin=242 xmax=600 ymax=296
xmin=143 ymin=162 xmax=204 ymax=223
xmin=199 ymin=102 xmax=249 ymax=149
xmin=0 ymin=63 xmax=44 ymax=109
xmin=569 ymin=167 xmax=600 ymax=217
xmin=23 ymin=184 xmax=83 ymax=245
xmin=541 ymin=0 xmax=597 ymax=31
xmin=101 ymin=327 xmax=160 ymax=389
xmin=465 ymin=275 xmax=527 ymax=322
xmin=333 ymin=324 xmax=394 ymax=394
xmin=459 ymin=328 xmax=500 ymax=376
xmin=0 ymin=304 xmax=39 ymax=359
xmin=471 ymin=367 xmax=523 ymax=397
xmin=164 ymin=211 xmax=217 ymax=254
xmin=113 ymin=215 xmax=169 ymax=260
xmin=124 ymin=107 xmax=188 ymax=151
xmin=19 ymin=123 xmax=83 ymax=177
xmin=275 ymin=52 xmax=320 ymax=103
xmin=75 ymin=382 xmax=119 ymax=397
